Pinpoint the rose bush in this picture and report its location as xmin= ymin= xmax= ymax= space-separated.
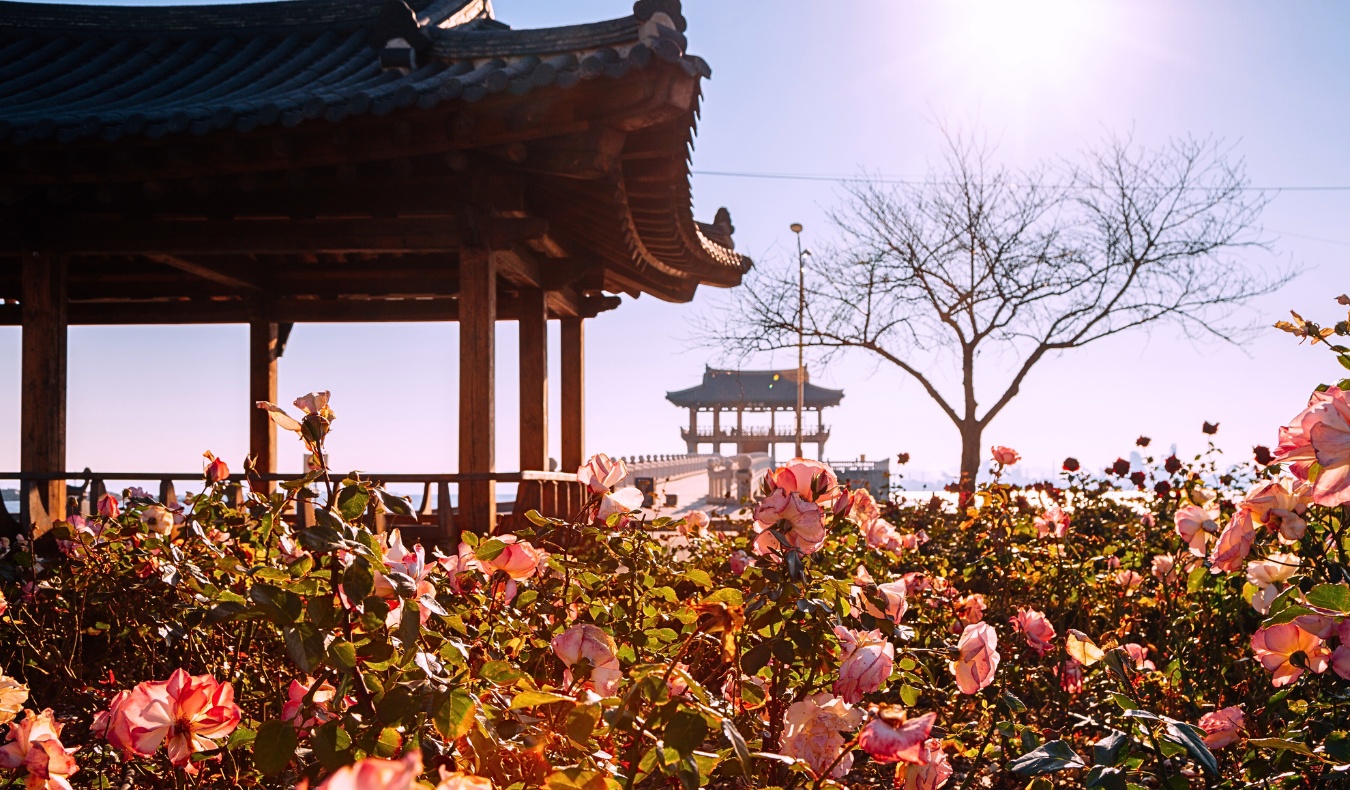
xmin=3 ymin=302 xmax=1350 ymax=787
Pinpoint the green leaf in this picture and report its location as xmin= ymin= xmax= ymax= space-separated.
xmin=479 ymin=660 xmax=524 ymax=685
xmin=205 ymin=601 xmax=247 ymax=625
xmin=1006 ymin=740 xmax=1086 ymax=776
xmin=664 ymin=709 xmax=709 ymax=758
xmin=511 ymin=691 xmax=575 ymax=709
xmin=373 ymin=726 xmax=402 ymax=758
xmin=900 ymin=684 xmax=921 ymax=707
xmin=311 ymin=721 xmax=353 ymax=771
xmin=1161 ymin=718 xmax=1218 ymax=776
xmin=342 ymin=558 xmax=375 ymax=604
xmin=1085 ymin=765 xmax=1127 ymax=790
xmin=433 ymin=688 xmax=477 ymax=740
xmin=252 ymin=720 xmax=298 ymax=776
xmin=226 ymin=726 xmax=256 ymax=749
xmin=377 ymin=489 xmax=416 ymax=517
xmin=1000 ymin=689 xmax=1027 ymax=712
xmin=336 ymin=485 xmax=370 ymax=522
xmin=701 ymin=588 xmax=745 ymax=606
xmin=1306 ymin=583 xmax=1350 ymax=613
xmin=682 ymin=569 xmax=714 ymax=589
xmin=722 ymin=718 xmax=753 ymax=780
xmin=566 ymin=703 xmax=603 ymax=747
xmin=377 ymin=687 xmax=419 ymax=725
xmin=1248 ymin=737 xmax=1316 ymax=756
xmin=282 ymin=623 xmax=326 ymax=674
xmin=327 ymin=639 xmax=358 ymax=672
xmin=741 ymin=642 xmax=773 ymax=675
xmin=249 ymin=584 xmax=303 ymax=624
xmin=298 ymin=524 xmax=347 ymax=552
xmin=1326 ymin=731 xmax=1350 ymax=763
xmin=475 ymin=539 xmax=508 ymax=562
xmin=1093 ymin=731 xmax=1130 ymax=767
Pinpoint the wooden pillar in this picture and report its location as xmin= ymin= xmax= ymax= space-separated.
xmin=20 ymin=253 xmax=67 ymax=535
xmin=560 ymin=316 xmax=585 ymax=472
xmin=459 ymin=249 xmax=496 ymax=532
xmin=518 ymin=289 xmax=548 ymax=471
xmin=687 ymin=408 xmax=698 ymax=454
xmin=712 ymin=408 xmax=721 ymax=456
xmin=249 ymin=317 xmax=279 ymax=486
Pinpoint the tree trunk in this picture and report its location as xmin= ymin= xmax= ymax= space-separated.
xmin=957 ymin=421 xmax=983 ymax=499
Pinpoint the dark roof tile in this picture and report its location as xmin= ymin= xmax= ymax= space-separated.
xmin=666 ymin=368 xmax=845 ymax=410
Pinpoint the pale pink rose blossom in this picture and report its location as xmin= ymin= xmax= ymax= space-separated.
xmin=117 ymin=670 xmax=241 ymax=769
xmin=578 ymin=453 xmax=627 ymax=495
xmin=833 ymin=627 xmax=895 ymax=703
xmin=1246 ymin=553 xmax=1301 ymax=614
xmin=856 ymin=708 xmax=936 ymax=764
xmin=1198 ymin=706 xmax=1244 ymax=750
xmin=1174 ymin=504 xmax=1218 ymax=556
xmin=1057 ymin=659 xmax=1084 ymax=695
xmin=990 ymin=446 xmax=1020 ymax=466
xmin=768 ymin=458 xmax=839 ymax=503
xmin=1272 ymin=385 xmax=1350 ymax=506
xmin=1011 ymin=609 xmax=1056 ymax=656
xmin=140 ymin=505 xmax=175 ymax=536
xmin=1251 ymin=623 xmax=1331 ymax=687
xmin=551 ymin=624 xmax=622 ymax=696
xmin=1151 ymin=554 xmax=1177 ymax=582
xmin=729 ymin=550 xmax=755 ymax=575
xmin=852 ymin=565 xmax=875 ymax=586
xmin=848 ymin=488 xmax=881 ymax=525
xmin=863 ymin=517 xmax=904 ymax=553
xmin=1242 ymin=478 xmax=1310 ymax=543
xmin=202 ymin=452 xmax=229 ymax=484
xmin=955 ymin=594 xmax=986 ymax=625
xmin=898 ymin=530 xmax=929 ymax=550
xmin=282 ymin=678 xmax=338 ymax=731
xmin=483 ymin=535 xmax=543 ymax=581
xmin=374 ymin=530 xmax=447 ymax=627
xmin=1210 ymin=510 xmax=1256 ymax=573
xmin=596 ymin=487 xmax=644 ymax=524
xmin=1123 ymin=643 xmax=1156 ymax=671
xmin=780 ymin=693 xmax=863 ymax=779
xmin=1333 ymin=646 xmax=1350 ymax=681
xmin=861 ymin=580 xmax=909 ymax=624
xmin=0 ymin=675 xmax=27 ymax=726
xmin=0 ymin=709 xmax=79 ymax=790
xmin=903 ymin=738 xmax=954 ymax=790
xmin=434 ymin=769 xmax=495 ymax=790
xmin=1112 ymin=570 xmax=1145 ymax=594
xmin=678 ymin=510 xmax=711 ymax=537
xmin=437 ymin=541 xmax=483 ymax=594
xmin=950 ymin=622 xmax=1000 ymax=694
xmin=752 ymin=489 xmax=827 ymax=556
xmin=1034 ymin=506 xmax=1070 ymax=539
xmin=315 ymin=752 xmax=422 ymax=790
xmin=96 ymin=494 xmax=120 ymax=519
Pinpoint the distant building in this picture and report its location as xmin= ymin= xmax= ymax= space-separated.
xmin=828 ymin=457 xmax=891 ymax=502
xmin=666 ymin=367 xmax=843 ymax=460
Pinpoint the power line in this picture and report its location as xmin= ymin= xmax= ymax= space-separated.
xmin=691 ymin=169 xmax=1350 ymax=193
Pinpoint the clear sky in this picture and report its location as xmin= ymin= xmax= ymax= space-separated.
xmin=1 ymin=0 xmax=1346 ymax=482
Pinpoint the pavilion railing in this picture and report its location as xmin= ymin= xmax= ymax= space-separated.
xmin=681 ymin=425 xmax=830 ymax=439
xmin=0 ymin=470 xmax=583 ymax=546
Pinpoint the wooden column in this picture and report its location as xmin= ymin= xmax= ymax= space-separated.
xmin=20 ymin=253 xmax=67 ymax=536
xmin=518 ymin=289 xmax=548 ymax=472
xmin=560 ymin=316 xmax=585 ymax=472
xmin=711 ymin=408 xmax=721 ymax=455
xmin=249 ymin=317 xmax=279 ymax=486
xmin=687 ymin=408 xmax=698 ymax=454
xmin=459 ymin=249 xmax=496 ymax=532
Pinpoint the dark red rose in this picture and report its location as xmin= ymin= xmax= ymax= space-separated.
xmin=1112 ymin=458 xmax=1131 ymax=476
xmin=1253 ymin=445 xmax=1274 ymax=465
xmin=1164 ymin=455 xmax=1183 ymax=475
xmin=1062 ymin=457 xmax=1080 ymax=472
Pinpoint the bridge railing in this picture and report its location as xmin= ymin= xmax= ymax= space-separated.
xmin=707 ymin=453 xmax=772 ymax=504
xmin=0 ymin=469 xmax=583 ymax=546
xmin=681 ymin=426 xmax=830 ymax=439
xmin=615 ymin=454 xmax=719 ymax=485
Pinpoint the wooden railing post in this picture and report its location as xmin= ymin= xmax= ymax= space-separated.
xmin=458 ymin=248 xmax=496 ymax=533
xmin=249 ymin=312 xmax=279 ymax=492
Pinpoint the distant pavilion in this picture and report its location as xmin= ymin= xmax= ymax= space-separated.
xmin=0 ymin=0 xmax=750 ymax=537
xmin=666 ymin=367 xmax=843 ymax=459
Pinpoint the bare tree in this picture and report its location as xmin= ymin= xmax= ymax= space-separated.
xmin=705 ymin=133 xmax=1289 ymax=491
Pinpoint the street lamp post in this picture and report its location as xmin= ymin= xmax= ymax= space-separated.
xmin=791 ymin=223 xmax=804 ymax=459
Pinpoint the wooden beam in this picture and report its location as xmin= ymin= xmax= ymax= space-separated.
xmin=249 ymin=317 xmax=279 ymax=487
xmin=560 ymin=315 xmax=585 ymax=473
xmin=493 ymin=248 xmax=542 ymax=289
xmin=0 ymin=217 xmax=547 ymax=256
xmin=518 ymin=289 xmax=548 ymax=472
xmin=146 ymin=253 xmax=263 ymax=292
xmin=20 ymin=253 xmax=67 ymax=536
xmin=458 ymin=249 xmax=496 ymax=533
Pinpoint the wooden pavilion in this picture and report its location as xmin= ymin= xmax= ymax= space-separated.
xmin=0 ymin=0 xmax=751 ymax=535
xmin=666 ymin=367 xmax=843 ymax=459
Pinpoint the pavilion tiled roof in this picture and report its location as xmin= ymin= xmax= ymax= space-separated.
xmin=666 ymin=367 xmax=845 ymax=410
xmin=0 ymin=0 xmax=750 ymax=303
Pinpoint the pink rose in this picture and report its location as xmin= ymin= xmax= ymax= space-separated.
xmin=729 ymin=550 xmax=755 ymax=575
xmin=833 ymin=627 xmax=895 ymax=703
xmin=848 ymin=488 xmax=881 ymax=525
xmin=752 ymin=489 xmax=827 ymax=555
xmin=1334 ymin=645 xmax=1350 ymax=681
xmin=861 ymin=580 xmax=909 ymax=623
xmin=1242 ymin=479 xmax=1309 ymax=543
xmin=678 ymin=510 xmax=711 ymax=537
xmin=1034 ymin=506 xmax=1070 ymax=539
xmin=1251 ymin=623 xmax=1331 ymax=687
xmin=97 ymin=494 xmax=120 ymax=519
xmin=768 ymin=458 xmax=839 ymax=503
xmin=438 ymin=541 xmax=483 ymax=594
xmin=1209 ymin=510 xmax=1256 ymax=573
xmin=203 ymin=452 xmax=230 ymax=484
xmin=950 ymin=622 xmax=999 ymax=694
xmin=1011 ymin=609 xmax=1056 ymax=656
xmin=1057 ymin=659 xmax=1084 ymax=695
xmin=857 ymin=708 xmax=936 ymax=764
xmin=434 ymin=769 xmax=494 ymax=790
xmin=1272 ymin=386 xmax=1350 ymax=506
xmin=117 ymin=670 xmax=241 ymax=770
xmin=282 ymin=678 xmax=339 ymax=732
xmin=1173 ymin=505 xmax=1217 ymax=556
xmin=1112 ymin=570 xmax=1144 ymax=595
xmin=316 ymin=752 xmax=422 ymax=790
xmin=1151 ymin=554 xmax=1177 ymax=582
xmin=863 ymin=517 xmax=903 ymax=552
xmin=578 ymin=453 xmax=628 ymax=494
xmin=1197 ymin=706 xmax=1244 ymax=750
xmin=0 ymin=709 xmax=79 ymax=790
xmin=990 ymin=446 xmax=1020 ymax=466
xmin=596 ymin=487 xmax=644 ymax=525
xmin=955 ymin=594 xmax=986 ymax=624
xmin=551 ymin=624 xmax=622 ymax=696
xmin=780 ymin=693 xmax=863 ymax=779
xmin=484 ymin=535 xmax=543 ymax=581
xmin=1123 ymin=643 xmax=1155 ymax=671
xmin=903 ymin=738 xmax=954 ymax=790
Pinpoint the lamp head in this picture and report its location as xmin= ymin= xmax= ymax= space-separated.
xmin=790 ymin=223 xmax=803 ymax=234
